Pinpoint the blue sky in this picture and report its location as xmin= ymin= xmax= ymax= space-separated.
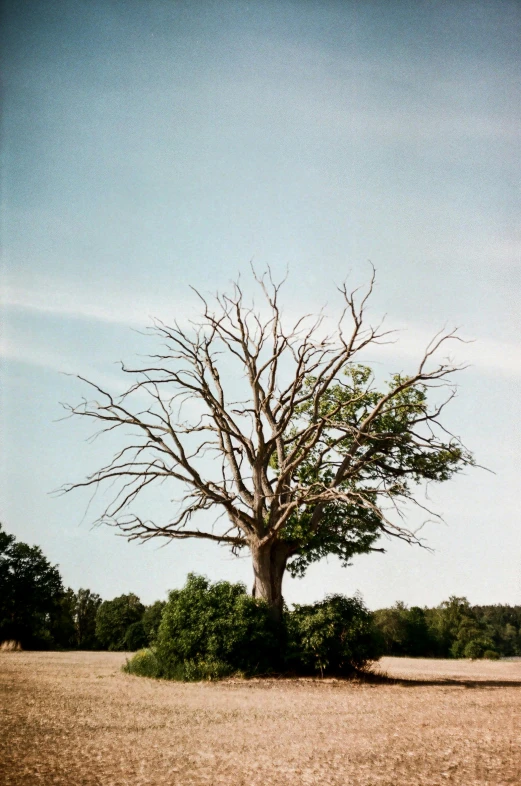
xmin=1 ymin=0 xmax=520 ymax=609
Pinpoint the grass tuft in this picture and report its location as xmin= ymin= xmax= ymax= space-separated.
xmin=1 ymin=640 xmax=23 ymax=652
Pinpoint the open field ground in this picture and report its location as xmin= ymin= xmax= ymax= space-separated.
xmin=1 ymin=652 xmax=521 ymax=785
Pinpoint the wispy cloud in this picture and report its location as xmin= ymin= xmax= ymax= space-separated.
xmin=225 ymin=37 xmax=521 ymax=145
xmin=368 ymin=324 xmax=521 ymax=379
xmin=2 ymin=281 xmax=157 ymax=327
xmin=2 ymin=280 xmax=520 ymax=379
xmin=0 ymin=334 xmax=128 ymax=395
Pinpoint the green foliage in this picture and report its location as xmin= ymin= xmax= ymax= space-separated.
xmin=95 ymin=593 xmax=145 ymax=651
xmin=373 ymin=603 xmax=436 ymax=657
xmin=373 ymin=596 xmax=508 ymax=660
xmin=0 ymin=524 xmax=65 ymax=648
xmin=156 ymin=574 xmax=281 ymax=680
xmin=432 ymin=597 xmax=496 ymax=659
xmin=125 ymin=575 xmax=381 ymax=682
xmin=123 ymin=621 xmax=149 ymax=651
xmin=74 ymin=588 xmax=103 ymax=649
xmin=463 ymin=639 xmax=488 ymax=660
xmin=124 ymin=648 xmax=162 ymax=678
xmin=49 ymin=587 xmax=77 ymax=648
xmin=142 ymin=601 xmax=166 ymax=645
xmin=472 ymin=605 xmax=521 ymax=657
xmin=275 ymin=365 xmax=473 ymax=577
xmin=286 ymin=594 xmax=382 ymax=676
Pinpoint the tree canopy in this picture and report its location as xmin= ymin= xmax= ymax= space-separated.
xmin=95 ymin=593 xmax=145 ymax=651
xmin=63 ymin=270 xmax=473 ymax=616
xmin=0 ymin=524 xmax=64 ymax=648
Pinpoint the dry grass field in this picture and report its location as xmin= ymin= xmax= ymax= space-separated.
xmin=1 ymin=651 xmax=521 ymax=785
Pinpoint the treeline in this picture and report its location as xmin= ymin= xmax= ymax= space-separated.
xmin=373 ymin=599 xmax=521 ymax=660
xmin=0 ymin=524 xmax=163 ymax=651
xmin=3 ymin=524 xmax=521 ymax=662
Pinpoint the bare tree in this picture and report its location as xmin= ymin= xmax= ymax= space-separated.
xmin=62 ymin=270 xmax=473 ymax=619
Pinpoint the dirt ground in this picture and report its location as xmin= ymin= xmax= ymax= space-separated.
xmin=1 ymin=652 xmax=520 ymax=785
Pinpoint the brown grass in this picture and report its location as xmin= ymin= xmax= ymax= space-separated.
xmin=2 ymin=652 xmax=521 ymax=785
xmin=0 ymin=640 xmax=22 ymax=652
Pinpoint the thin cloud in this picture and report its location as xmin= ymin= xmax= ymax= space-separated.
xmin=0 ymin=336 xmax=127 ymax=394
xmin=2 ymin=283 xmax=520 ymax=379
xmin=220 ymin=37 xmax=520 ymax=144
xmin=2 ymin=283 xmax=154 ymax=327
xmin=369 ymin=326 xmax=521 ymax=379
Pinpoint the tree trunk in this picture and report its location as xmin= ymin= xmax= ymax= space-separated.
xmin=251 ymin=541 xmax=289 ymax=622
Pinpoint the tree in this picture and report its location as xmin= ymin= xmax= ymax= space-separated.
xmin=49 ymin=587 xmax=77 ymax=648
xmin=0 ymin=524 xmax=64 ymax=648
xmin=123 ymin=620 xmax=149 ymax=651
xmin=63 ymin=270 xmax=473 ymax=619
xmin=95 ymin=593 xmax=145 ymax=651
xmin=431 ymin=596 xmax=497 ymax=659
xmin=373 ymin=602 xmax=435 ymax=657
xmin=142 ymin=600 xmax=166 ymax=645
xmin=74 ymin=588 xmax=103 ymax=649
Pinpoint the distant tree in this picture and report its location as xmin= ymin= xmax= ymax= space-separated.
xmin=374 ymin=599 xmax=521 ymax=660
xmin=0 ymin=524 xmax=64 ymax=648
xmin=471 ymin=605 xmax=521 ymax=657
xmin=429 ymin=597 xmax=497 ymax=659
xmin=404 ymin=606 xmax=434 ymax=657
xmin=49 ymin=587 xmax=77 ymax=648
xmin=373 ymin=602 xmax=435 ymax=657
xmin=373 ymin=603 xmax=410 ymax=655
xmin=74 ymin=588 xmax=103 ymax=649
xmin=95 ymin=593 xmax=145 ymax=651
xmin=142 ymin=600 xmax=166 ymax=645
xmin=123 ymin=621 xmax=149 ymax=651
xmin=63 ymin=270 xmax=473 ymax=620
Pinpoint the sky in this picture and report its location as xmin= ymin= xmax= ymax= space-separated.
xmin=1 ymin=0 xmax=520 ymax=610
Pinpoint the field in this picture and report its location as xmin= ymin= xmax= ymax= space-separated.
xmin=1 ymin=652 xmax=520 ymax=785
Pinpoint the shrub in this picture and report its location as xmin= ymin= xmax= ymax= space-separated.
xmin=124 ymin=648 xmax=161 ymax=678
xmin=123 ymin=621 xmax=149 ymax=651
xmin=462 ymin=638 xmax=498 ymax=660
xmin=483 ymin=649 xmax=500 ymax=660
xmin=124 ymin=576 xmax=381 ymax=683
xmin=286 ymin=594 xmax=382 ymax=676
xmin=155 ymin=574 xmax=281 ymax=680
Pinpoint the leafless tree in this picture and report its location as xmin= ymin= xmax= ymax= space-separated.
xmin=62 ymin=270 xmax=473 ymax=618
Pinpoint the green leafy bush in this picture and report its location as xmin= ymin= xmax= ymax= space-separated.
xmin=124 ymin=576 xmax=382 ymax=682
xmin=155 ymin=574 xmax=281 ymax=680
xmin=483 ymin=649 xmax=500 ymax=660
xmin=124 ymin=648 xmax=161 ymax=678
xmin=286 ymin=594 xmax=382 ymax=676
